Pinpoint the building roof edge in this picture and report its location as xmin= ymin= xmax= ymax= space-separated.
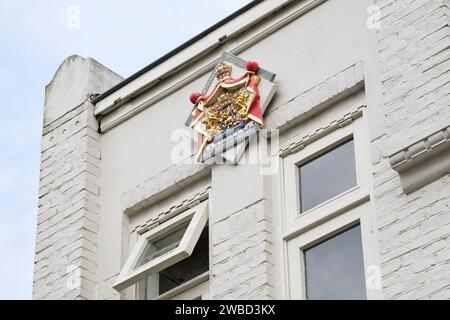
xmin=92 ymin=0 xmax=263 ymax=104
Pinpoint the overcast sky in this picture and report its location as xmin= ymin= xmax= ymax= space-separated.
xmin=0 ymin=0 xmax=251 ymax=299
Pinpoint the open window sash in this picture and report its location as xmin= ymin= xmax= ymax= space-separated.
xmin=114 ymin=200 xmax=209 ymax=291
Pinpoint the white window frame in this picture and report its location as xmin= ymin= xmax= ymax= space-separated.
xmin=138 ymin=271 xmax=210 ymax=300
xmin=114 ymin=200 xmax=209 ymax=292
xmin=280 ymin=115 xmax=382 ymax=299
xmin=287 ymin=201 xmax=380 ymax=299
xmin=282 ymin=117 xmax=371 ymax=239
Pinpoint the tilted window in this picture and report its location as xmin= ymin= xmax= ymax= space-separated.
xmin=114 ymin=200 xmax=209 ymax=292
xmin=143 ymin=226 xmax=209 ymax=300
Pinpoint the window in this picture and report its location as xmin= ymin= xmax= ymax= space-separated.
xmin=137 ymin=221 xmax=190 ymax=268
xmin=281 ymin=112 xmax=382 ymax=299
xmin=304 ymin=225 xmax=366 ymax=300
xmin=283 ymin=119 xmax=371 ymax=238
xmin=114 ymin=200 xmax=209 ymax=293
xmin=286 ymin=202 xmax=378 ymax=299
xmin=158 ymin=227 xmax=208 ymax=294
xmin=299 ymin=139 xmax=356 ymax=212
xmin=144 ymin=227 xmax=209 ymax=299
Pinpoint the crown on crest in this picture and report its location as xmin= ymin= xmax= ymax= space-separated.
xmin=215 ymin=62 xmax=233 ymax=81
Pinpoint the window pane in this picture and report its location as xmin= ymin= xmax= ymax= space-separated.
xmin=136 ymin=221 xmax=190 ymax=268
xmin=159 ymin=227 xmax=209 ymax=295
xmin=299 ymin=139 xmax=356 ymax=212
xmin=304 ymin=225 xmax=367 ymax=300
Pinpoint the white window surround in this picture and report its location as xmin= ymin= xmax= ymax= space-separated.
xmin=113 ymin=200 xmax=209 ymax=292
xmin=159 ymin=274 xmax=209 ymax=300
xmin=280 ymin=113 xmax=382 ymax=299
xmin=287 ymin=201 xmax=380 ymax=299
xmin=282 ymin=117 xmax=371 ymax=239
xmin=137 ymin=271 xmax=210 ymax=300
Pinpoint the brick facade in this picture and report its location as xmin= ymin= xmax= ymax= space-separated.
xmin=33 ymin=0 xmax=450 ymax=300
xmin=373 ymin=0 xmax=450 ymax=299
xmin=33 ymin=56 xmax=122 ymax=299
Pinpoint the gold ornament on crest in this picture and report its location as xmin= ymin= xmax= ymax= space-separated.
xmin=203 ymin=87 xmax=251 ymax=137
xmin=214 ymin=62 xmax=233 ymax=81
xmin=187 ymin=56 xmax=266 ymax=161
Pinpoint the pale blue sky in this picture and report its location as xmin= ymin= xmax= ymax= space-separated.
xmin=0 ymin=0 xmax=251 ymax=299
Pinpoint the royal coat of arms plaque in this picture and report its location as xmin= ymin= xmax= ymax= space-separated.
xmin=186 ymin=52 xmax=277 ymax=163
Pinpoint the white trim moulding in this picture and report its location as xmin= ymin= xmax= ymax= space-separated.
xmin=389 ymin=125 xmax=450 ymax=194
xmin=94 ymin=0 xmax=327 ymax=133
xmin=279 ymin=105 xmax=366 ymax=158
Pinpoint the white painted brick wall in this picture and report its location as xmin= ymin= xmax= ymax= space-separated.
xmin=33 ymin=2 xmax=450 ymax=300
xmin=33 ymin=56 xmax=122 ymax=300
xmin=34 ymin=101 xmax=102 ymax=300
xmin=210 ymin=200 xmax=276 ymax=299
xmin=373 ymin=0 xmax=450 ymax=299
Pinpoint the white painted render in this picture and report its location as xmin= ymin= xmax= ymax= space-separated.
xmin=34 ymin=0 xmax=450 ymax=300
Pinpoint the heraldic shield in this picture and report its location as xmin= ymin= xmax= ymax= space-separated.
xmin=186 ymin=52 xmax=277 ymax=163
